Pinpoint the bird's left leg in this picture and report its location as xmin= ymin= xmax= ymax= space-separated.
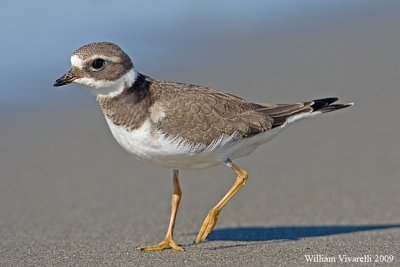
xmin=139 ymin=169 xmax=183 ymax=251
xmin=195 ymin=159 xmax=249 ymax=243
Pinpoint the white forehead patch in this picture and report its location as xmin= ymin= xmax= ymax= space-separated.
xmin=71 ymin=55 xmax=84 ymax=69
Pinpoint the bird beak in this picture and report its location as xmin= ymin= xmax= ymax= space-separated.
xmin=54 ymin=70 xmax=76 ymax=87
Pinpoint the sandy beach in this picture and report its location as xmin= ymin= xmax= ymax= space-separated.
xmin=1 ymin=1 xmax=399 ymax=266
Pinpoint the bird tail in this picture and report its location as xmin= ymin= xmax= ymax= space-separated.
xmin=310 ymin=97 xmax=354 ymax=114
xmin=258 ymin=97 xmax=353 ymax=128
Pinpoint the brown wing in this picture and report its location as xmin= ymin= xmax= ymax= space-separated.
xmin=153 ymin=81 xmax=273 ymax=146
xmin=150 ymin=78 xmax=350 ymax=146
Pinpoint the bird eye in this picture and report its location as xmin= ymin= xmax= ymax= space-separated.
xmin=91 ymin=59 xmax=105 ymax=70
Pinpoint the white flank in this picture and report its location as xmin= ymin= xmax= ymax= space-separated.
xmin=104 ymin=109 xmax=324 ymax=169
xmin=75 ymin=69 xmax=137 ymax=97
xmin=104 ymin=118 xmax=213 ymax=168
xmin=104 ymin=115 xmax=240 ymax=168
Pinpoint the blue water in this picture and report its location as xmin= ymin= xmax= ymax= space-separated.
xmin=0 ymin=0 xmax=372 ymax=109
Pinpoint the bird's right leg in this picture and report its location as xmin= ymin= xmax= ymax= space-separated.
xmin=139 ymin=169 xmax=183 ymax=251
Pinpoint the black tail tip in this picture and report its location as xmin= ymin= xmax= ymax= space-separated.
xmin=314 ymin=97 xmax=339 ymax=105
xmin=312 ymin=97 xmax=353 ymax=113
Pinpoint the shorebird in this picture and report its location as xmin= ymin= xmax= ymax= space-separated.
xmin=54 ymin=42 xmax=352 ymax=251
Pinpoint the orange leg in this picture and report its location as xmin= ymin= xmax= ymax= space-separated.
xmin=195 ymin=160 xmax=249 ymax=243
xmin=139 ymin=169 xmax=183 ymax=251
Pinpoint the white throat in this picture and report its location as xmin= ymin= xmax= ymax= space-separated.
xmin=75 ymin=69 xmax=137 ymax=98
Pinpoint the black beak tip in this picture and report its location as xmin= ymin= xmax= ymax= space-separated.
xmin=53 ymin=80 xmax=64 ymax=87
xmin=54 ymin=73 xmax=74 ymax=87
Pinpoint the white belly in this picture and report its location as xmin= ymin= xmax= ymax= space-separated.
xmin=104 ymin=111 xmax=317 ymax=169
xmin=105 ymin=118 xmax=217 ymax=168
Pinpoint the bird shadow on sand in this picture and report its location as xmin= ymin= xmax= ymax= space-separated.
xmin=206 ymin=224 xmax=400 ymax=242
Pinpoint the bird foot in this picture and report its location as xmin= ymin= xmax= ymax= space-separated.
xmin=138 ymin=238 xmax=183 ymax=252
xmin=195 ymin=208 xmax=219 ymax=244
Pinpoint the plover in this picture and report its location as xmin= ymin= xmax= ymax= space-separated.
xmin=54 ymin=42 xmax=352 ymax=251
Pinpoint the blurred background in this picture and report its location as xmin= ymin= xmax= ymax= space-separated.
xmin=1 ymin=0 xmax=399 ymax=265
